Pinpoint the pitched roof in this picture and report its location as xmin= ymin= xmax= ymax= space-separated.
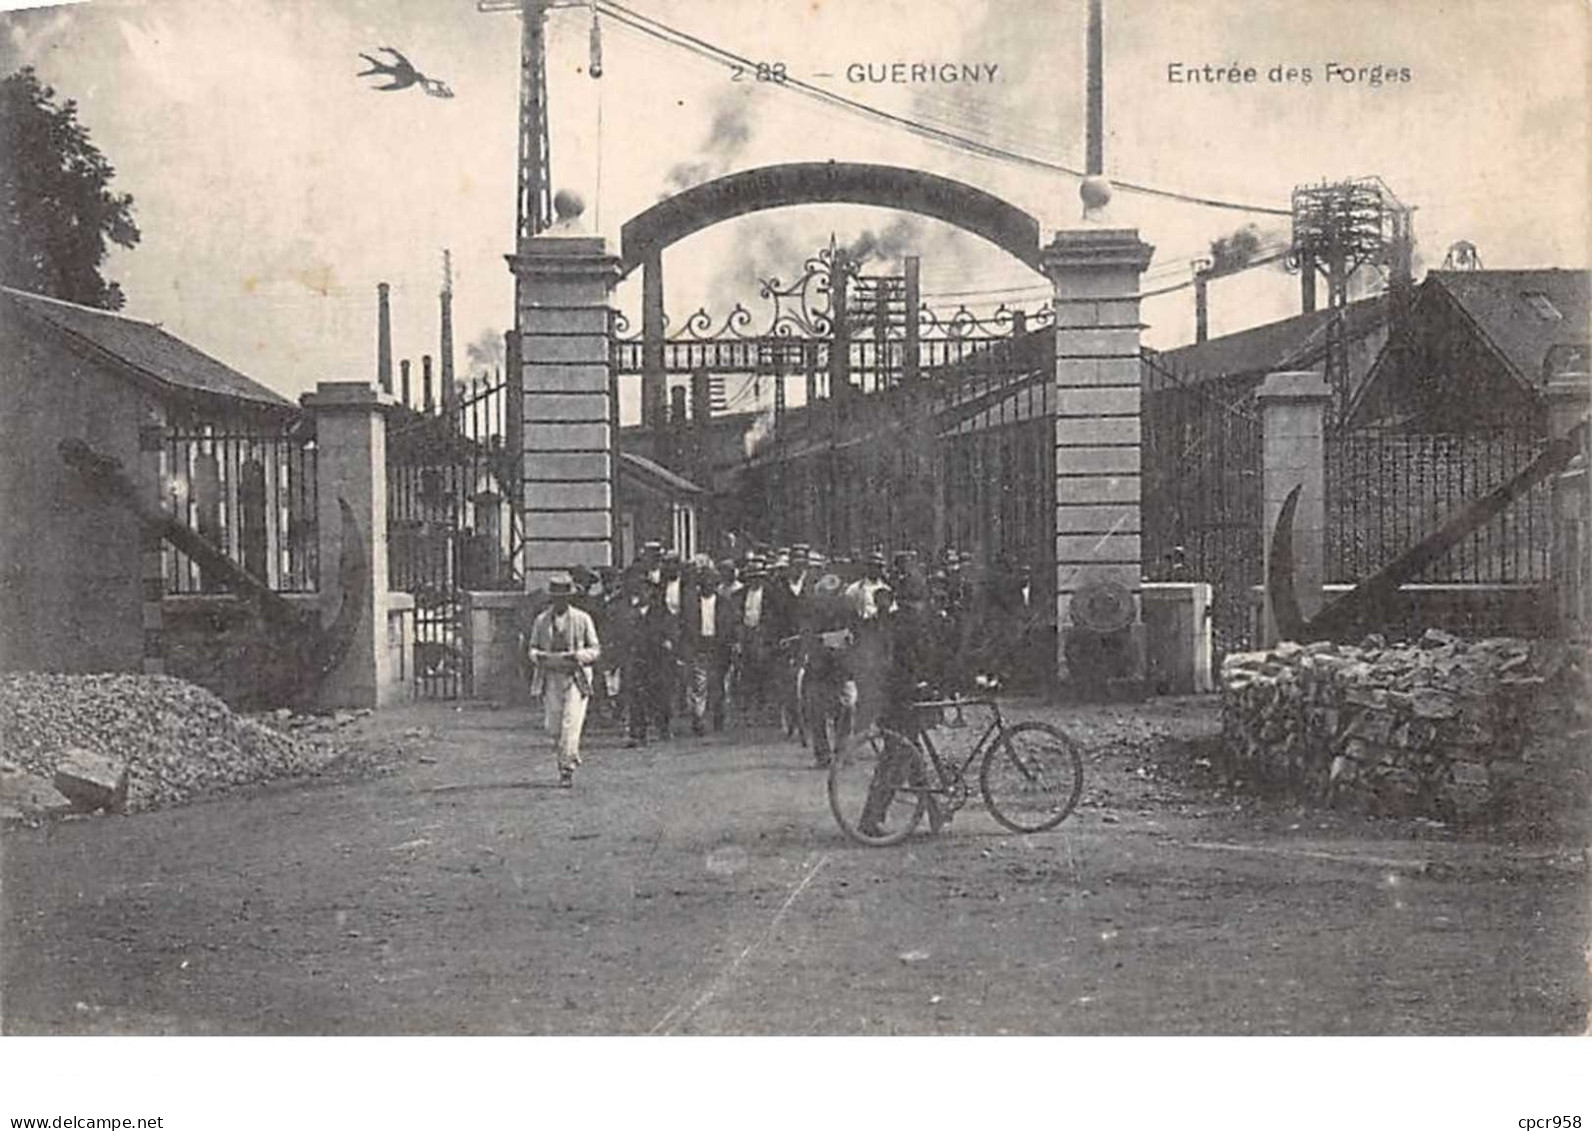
xmin=619 ymin=450 xmax=705 ymax=495
xmin=1 ymin=286 xmax=293 ymax=409
xmin=1154 ymin=294 xmax=1387 ymax=384
xmin=1426 ymin=269 xmax=1590 ymax=386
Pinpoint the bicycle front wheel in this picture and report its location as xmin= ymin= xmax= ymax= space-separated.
xmin=828 ymin=726 xmax=927 ymax=847
xmin=980 ymin=721 xmax=1084 ymax=833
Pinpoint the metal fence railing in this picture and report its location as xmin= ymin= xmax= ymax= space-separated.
xmin=163 ymin=418 xmax=318 ymax=595
xmin=386 ymin=373 xmax=521 ymax=699
xmin=1325 ymin=428 xmax=1551 ymax=584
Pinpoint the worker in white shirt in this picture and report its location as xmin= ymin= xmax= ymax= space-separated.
xmin=843 ymin=549 xmax=892 ymax=621
xmin=681 ymin=563 xmax=729 ymax=735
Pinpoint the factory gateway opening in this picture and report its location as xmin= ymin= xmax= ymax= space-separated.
xmin=609 ymin=163 xmax=1060 ymax=608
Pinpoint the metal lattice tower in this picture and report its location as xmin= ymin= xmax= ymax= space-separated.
xmin=1289 ymin=177 xmax=1410 ymax=422
xmin=480 ymin=0 xmax=553 ymax=247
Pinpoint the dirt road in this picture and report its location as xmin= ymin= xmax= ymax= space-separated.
xmin=3 ymin=697 xmax=1586 ymax=1034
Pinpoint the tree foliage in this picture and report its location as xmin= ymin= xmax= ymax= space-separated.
xmin=0 ymin=67 xmax=140 ymax=310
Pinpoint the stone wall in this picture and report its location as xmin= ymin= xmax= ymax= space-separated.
xmin=1220 ymin=630 xmax=1587 ymax=824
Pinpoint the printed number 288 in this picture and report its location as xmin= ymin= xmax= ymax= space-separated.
xmin=732 ymin=62 xmax=787 ymax=83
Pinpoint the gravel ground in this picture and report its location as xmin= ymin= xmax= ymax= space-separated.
xmin=3 ymin=694 xmax=1585 ymax=1036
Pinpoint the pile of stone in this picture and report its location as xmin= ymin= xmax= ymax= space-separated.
xmin=0 ymin=673 xmax=343 ymax=817
xmin=1220 ymin=630 xmax=1581 ymax=822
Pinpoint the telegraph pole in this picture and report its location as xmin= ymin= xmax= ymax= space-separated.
xmin=1086 ymin=0 xmax=1103 ymax=176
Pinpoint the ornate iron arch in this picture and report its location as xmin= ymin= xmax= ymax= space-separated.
xmin=618 ymin=162 xmax=1044 ymax=277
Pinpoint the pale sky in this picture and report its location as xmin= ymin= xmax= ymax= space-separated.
xmin=2 ymin=0 xmax=1587 ymax=414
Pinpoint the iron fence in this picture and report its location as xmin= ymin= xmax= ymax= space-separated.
xmin=163 ymin=417 xmax=318 ymax=595
xmin=1325 ymin=428 xmax=1551 ymax=584
xmin=387 ymin=373 xmax=521 ymax=699
xmin=1140 ymin=349 xmax=1264 ymax=657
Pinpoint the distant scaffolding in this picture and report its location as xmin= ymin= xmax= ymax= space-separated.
xmin=1289 ymin=177 xmax=1410 ymax=423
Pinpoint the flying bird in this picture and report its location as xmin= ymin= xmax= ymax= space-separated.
xmin=357 ymin=46 xmax=454 ymax=99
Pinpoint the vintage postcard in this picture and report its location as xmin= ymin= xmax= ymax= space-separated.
xmin=1 ymin=0 xmax=1587 ymax=1124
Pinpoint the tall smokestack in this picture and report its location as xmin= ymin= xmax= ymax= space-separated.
xmin=829 ymin=250 xmax=850 ymax=400
xmin=423 ymin=355 xmax=435 ymax=414
xmin=1194 ymin=269 xmax=1210 ymax=343
xmin=400 ymin=359 xmax=412 ymax=407
xmin=440 ymin=250 xmax=456 ymax=413
xmin=1086 ymin=0 xmax=1103 ymax=176
xmin=690 ymin=369 xmax=711 ymax=425
xmin=376 ymin=283 xmax=393 ymax=394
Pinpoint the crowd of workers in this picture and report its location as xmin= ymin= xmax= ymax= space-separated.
xmin=527 ymin=539 xmax=1050 ymax=784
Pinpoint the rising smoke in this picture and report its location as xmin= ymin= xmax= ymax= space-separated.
xmin=663 ymin=90 xmax=754 ymax=195
xmin=1206 ymin=225 xmax=1265 ymax=275
xmin=843 ymin=215 xmax=925 ymax=269
xmin=702 ymin=218 xmax=804 ymax=316
xmin=464 ymin=328 xmax=505 ymax=378
xmin=1204 ymin=224 xmax=1290 ymax=276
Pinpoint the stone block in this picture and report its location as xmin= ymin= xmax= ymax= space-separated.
xmin=1055 ymin=358 xmax=1145 ymax=387
xmin=527 ymin=481 xmax=612 ymax=510
xmin=1056 ymin=533 xmax=1141 ymax=564
xmin=525 ymin=452 xmax=610 ymax=482
xmin=1054 ymin=445 xmax=1140 ymax=474
xmin=1056 ymin=416 xmax=1139 ymax=446
xmin=1056 ymin=386 xmax=1141 ymax=418
xmin=524 ymin=364 xmax=611 ymax=394
xmin=1056 ymin=327 xmax=1142 ymax=357
xmin=53 ymin=748 xmax=128 ymax=813
xmin=524 ymin=422 xmax=610 ymax=452
xmin=1055 ymin=504 xmax=1141 ymax=534
xmin=525 ymin=510 xmax=611 ymax=539
xmin=521 ymin=307 xmax=612 ymax=336
xmin=523 ymin=334 xmax=610 ymax=366
xmin=1055 ymin=473 xmax=1139 ymax=505
xmin=524 ymin=394 xmax=611 ymax=423
xmin=525 ymin=541 xmax=612 ymax=571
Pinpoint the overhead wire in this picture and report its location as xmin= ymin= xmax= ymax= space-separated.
xmin=920 ymin=239 xmax=1293 ymax=303
xmin=592 ymin=0 xmax=1292 ymax=217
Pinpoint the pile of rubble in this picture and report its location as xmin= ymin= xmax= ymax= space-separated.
xmin=1220 ymin=630 xmax=1585 ymax=823
xmin=0 ymin=673 xmax=348 ymax=817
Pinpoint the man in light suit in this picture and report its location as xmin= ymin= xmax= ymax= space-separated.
xmin=527 ymin=572 xmax=602 ymax=788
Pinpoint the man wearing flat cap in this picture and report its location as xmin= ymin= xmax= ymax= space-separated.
xmin=527 ymin=571 xmax=602 ymax=788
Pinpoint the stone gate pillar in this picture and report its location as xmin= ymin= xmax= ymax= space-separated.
xmin=1041 ymin=227 xmax=1154 ymax=692
xmin=507 ymin=209 xmax=622 ymax=592
xmin=300 ymin=381 xmax=398 ymax=707
xmin=1257 ymin=371 xmax=1332 ymax=646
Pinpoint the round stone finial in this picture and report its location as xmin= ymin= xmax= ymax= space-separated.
xmin=552 ymin=189 xmax=586 ymax=223
xmin=1080 ymin=175 xmax=1113 ymax=213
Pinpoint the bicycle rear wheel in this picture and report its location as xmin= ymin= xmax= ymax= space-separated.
xmin=980 ymin=721 xmax=1084 ymax=833
xmin=828 ymin=726 xmax=927 ymax=847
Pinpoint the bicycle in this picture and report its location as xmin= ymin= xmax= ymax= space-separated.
xmin=827 ymin=696 xmax=1085 ymax=846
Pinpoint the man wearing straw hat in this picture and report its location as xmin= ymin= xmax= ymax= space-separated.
xmin=527 ymin=571 xmax=602 ymax=788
